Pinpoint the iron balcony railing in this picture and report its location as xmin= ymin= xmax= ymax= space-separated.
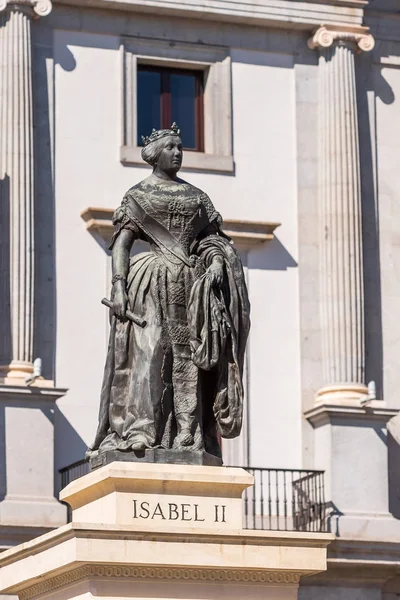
xmin=243 ymin=468 xmax=327 ymax=532
xmin=60 ymin=459 xmax=89 ymax=490
xmin=59 ymin=462 xmax=327 ymax=532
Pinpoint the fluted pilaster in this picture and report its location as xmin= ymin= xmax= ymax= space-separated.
xmin=0 ymin=0 xmax=51 ymax=382
xmin=308 ymin=26 xmax=375 ymax=403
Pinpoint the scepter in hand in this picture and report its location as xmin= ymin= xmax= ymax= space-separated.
xmin=101 ymin=298 xmax=147 ymax=328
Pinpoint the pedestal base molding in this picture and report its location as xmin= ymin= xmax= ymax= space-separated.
xmin=19 ymin=565 xmax=303 ymax=600
xmin=315 ymin=383 xmax=369 ymax=404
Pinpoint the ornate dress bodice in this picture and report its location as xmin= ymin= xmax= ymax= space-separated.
xmin=124 ymin=179 xmax=220 ymax=255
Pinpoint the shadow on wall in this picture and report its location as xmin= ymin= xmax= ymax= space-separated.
xmin=356 ymin=52 xmax=393 ymax=401
xmin=248 ymin=237 xmax=297 ymax=271
xmin=374 ymin=65 xmax=395 ymax=105
xmin=54 ymin=408 xmax=87 ymax=495
xmin=55 ymin=44 xmax=76 ymax=72
xmin=0 ymin=176 xmax=11 ymax=369
xmin=387 ymin=416 xmax=400 ymax=519
xmin=325 ymin=501 xmax=344 ymax=537
xmin=33 ymin=31 xmax=57 ymax=382
xmin=0 ymin=405 xmax=6 ymax=502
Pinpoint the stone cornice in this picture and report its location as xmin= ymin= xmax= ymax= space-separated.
xmin=308 ymin=24 xmax=375 ymax=51
xmin=51 ymin=0 xmax=366 ymax=31
xmin=0 ymin=0 xmax=52 ymax=17
xmin=80 ymin=207 xmax=280 ymax=251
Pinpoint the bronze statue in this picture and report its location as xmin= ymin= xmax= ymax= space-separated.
xmin=87 ymin=123 xmax=250 ymax=467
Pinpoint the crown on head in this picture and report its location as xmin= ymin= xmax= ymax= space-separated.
xmin=141 ymin=122 xmax=180 ymax=146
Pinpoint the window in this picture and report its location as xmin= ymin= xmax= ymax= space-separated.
xmin=137 ymin=66 xmax=204 ymax=152
xmin=121 ymin=37 xmax=233 ymax=172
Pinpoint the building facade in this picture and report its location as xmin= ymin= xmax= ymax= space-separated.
xmin=1 ymin=0 xmax=400 ymax=597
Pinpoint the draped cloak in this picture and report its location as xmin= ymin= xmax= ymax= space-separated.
xmin=88 ymin=178 xmax=250 ymax=459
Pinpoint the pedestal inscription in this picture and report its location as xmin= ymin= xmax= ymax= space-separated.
xmin=132 ymin=498 xmax=226 ymax=523
xmin=73 ymin=490 xmax=237 ymax=531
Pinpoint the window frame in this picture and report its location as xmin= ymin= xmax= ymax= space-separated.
xmin=137 ymin=64 xmax=205 ymax=152
xmin=121 ymin=36 xmax=233 ymax=173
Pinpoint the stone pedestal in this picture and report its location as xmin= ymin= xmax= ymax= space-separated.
xmin=305 ymin=400 xmax=400 ymax=541
xmin=0 ymin=385 xmax=67 ymax=550
xmin=0 ymin=462 xmax=332 ymax=599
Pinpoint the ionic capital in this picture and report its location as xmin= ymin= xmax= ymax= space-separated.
xmin=0 ymin=0 xmax=52 ymax=17
xmin=308 ymin=25 xmax=375 ymax=53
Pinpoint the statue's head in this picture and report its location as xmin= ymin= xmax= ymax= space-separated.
xmin=141 ymin=123 xmax=182 ymax=175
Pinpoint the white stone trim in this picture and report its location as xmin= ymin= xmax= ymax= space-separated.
xmin=120 ymin=36 xmax=233 ymax=173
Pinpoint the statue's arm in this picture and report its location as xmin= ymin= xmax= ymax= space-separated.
xmin=112 ymin=228 xmax=135 ymax=319
xmin=197 ymin=222 xmax=225 ymax=288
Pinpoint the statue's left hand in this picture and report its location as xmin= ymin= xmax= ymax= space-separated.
xmin=207 ymin=261 xmax=223 ymax=288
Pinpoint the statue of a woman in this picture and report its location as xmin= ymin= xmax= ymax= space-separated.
xmin=87 ymin=123 xmax=250 ymax=465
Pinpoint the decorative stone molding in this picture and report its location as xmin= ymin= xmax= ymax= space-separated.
xmin=0 ymin=0 xmax=52 ymax=17
xmin=308 ymin=25 xmax=375 ymax=52
xmin=80 ymin=207 xmax=280 ymax=252
xmin=19 ymin=565 xmax=302 ymax=599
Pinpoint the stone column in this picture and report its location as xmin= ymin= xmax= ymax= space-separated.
xmin=303 ymin=26 xmax=400 ymax=541
xmin=308 ymin=26 xmax=375 ymax=403
xmin=0 ymin=0 xmax=51 ymax=383
xmin=0 ymin=1 xmax=67 ymax=543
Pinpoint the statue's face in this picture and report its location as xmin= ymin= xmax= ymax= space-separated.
xmin=156 ymin=136 xmax=183 ymax=173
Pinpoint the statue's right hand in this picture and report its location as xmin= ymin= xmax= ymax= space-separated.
xmin=113 ymin=287 xmax=128 ymax=319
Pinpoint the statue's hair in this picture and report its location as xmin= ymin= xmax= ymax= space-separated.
xmin=141 ymin=135 xmax=180 ymax=167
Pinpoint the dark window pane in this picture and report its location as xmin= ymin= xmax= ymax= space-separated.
xmin=170 ymin=73 xmax=196 ymax=149
xmin=137 ymin=69 xmax=161 ymax=146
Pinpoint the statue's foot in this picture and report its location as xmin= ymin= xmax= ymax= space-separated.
xmin=130 ymin=440 xmax=147 ymax=451
xmin=173 ymin=431 xmax=194 ymax=448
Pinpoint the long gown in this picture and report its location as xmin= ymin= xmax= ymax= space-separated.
xmin=89 ymin=177 xmax=250 ymax=459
